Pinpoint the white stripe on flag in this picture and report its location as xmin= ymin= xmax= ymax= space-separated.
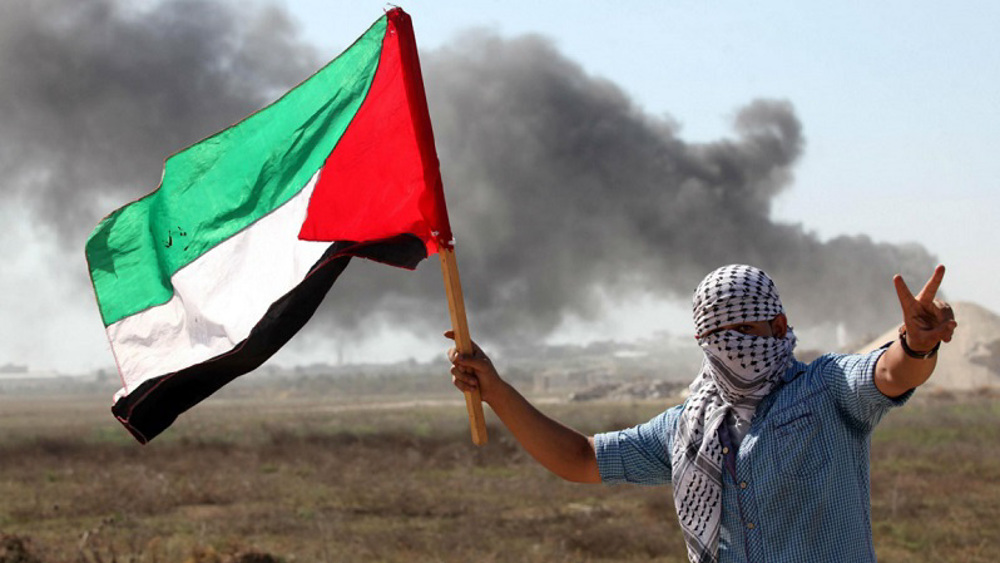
xmin=108 ymin=171 xmax=329 ymax=399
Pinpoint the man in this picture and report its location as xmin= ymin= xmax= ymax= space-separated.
xmin=448 ymin=264 xmax=956 ymax=563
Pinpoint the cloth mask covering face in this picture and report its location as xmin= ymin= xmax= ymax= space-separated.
xmin=671 ymin=265 xmax=797 ymax=563
xmin=697 ymin=328 xmax=798 ymax=423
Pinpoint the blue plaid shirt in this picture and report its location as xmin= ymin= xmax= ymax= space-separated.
xmin=594 ymin=347 xmax=911 ymax=563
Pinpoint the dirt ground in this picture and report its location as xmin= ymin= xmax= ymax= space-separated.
xmin=0 ymin=392 xmax=997 ymax=562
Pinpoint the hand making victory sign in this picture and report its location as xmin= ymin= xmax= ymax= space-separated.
xmin=894 ymin=264 xmax=958 ymax=351
xmin=875 ymin=264 xmax=959 ymax=397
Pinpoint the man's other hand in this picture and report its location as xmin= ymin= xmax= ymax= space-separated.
xmin=894 ymin=264 xmax=958 ymax=352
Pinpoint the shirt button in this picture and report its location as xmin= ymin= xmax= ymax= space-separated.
xmin=740 ymin=481 xmax=748 ymax=489
xmin=722 ymin=447 xmax=729 ymax=454
xmin=747 ymin=522 xmax=755 ymax=530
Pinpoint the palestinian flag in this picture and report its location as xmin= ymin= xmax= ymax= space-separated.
xmin=85 ymin=8 xmax=451 ymax=444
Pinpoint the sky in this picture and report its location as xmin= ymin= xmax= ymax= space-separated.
xmin=0 ymin=0 xmax=996 ymax=374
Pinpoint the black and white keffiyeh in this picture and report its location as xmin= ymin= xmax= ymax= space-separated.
xmin=671 ymin=265 xmax=797 ymax=563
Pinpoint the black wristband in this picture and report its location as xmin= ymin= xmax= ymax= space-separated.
xmin=898 ymin=326 xmax=940 ymax=359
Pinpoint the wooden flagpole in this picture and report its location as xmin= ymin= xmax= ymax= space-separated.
xmin=439 ymin=246 xmax=488 ymax=445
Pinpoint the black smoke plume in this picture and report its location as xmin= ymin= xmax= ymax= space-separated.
xmin=0 ymin=1 xmax=935 ymax=353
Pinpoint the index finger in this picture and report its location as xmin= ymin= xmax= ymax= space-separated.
xmin=893 ymin=274 xmax=916 ymax=311
xmin=915 ymin=265 xmax=946 ymax=304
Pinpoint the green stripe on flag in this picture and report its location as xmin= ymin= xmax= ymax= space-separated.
xmin=86 ymin=16 xmax=388 ymax=327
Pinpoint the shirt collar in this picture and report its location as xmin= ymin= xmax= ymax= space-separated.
xmin=782 ymin=359 xmax=807 ymax=383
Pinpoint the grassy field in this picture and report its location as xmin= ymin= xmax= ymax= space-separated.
xmin=0 ymin=390 xmax=997 ymax=562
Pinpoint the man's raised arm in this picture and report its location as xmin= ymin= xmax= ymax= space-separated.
xmin=446 ymin=331 xmax=601 ymax=483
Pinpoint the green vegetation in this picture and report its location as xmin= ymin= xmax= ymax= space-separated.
xmin=0 ymin=392 xmax=996 ymax=562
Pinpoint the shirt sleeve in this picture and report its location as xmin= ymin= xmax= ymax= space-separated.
xmin=592 ymin=405 xmax=680 ymax=486
xmin=820 ymin=344 xmax=914 ymax=431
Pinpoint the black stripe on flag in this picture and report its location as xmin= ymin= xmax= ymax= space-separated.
xmin=111 ymin=234 xmax=428 ymax=444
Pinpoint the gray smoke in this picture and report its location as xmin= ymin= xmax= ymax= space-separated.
xmin=0 ymin=0 xmax=320 ymax=238
xmin=0 ymin=0 xmax=935 ymax=354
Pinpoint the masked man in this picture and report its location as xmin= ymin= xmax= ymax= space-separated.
xmin=448 ymin=264 xmax=956 ymax=563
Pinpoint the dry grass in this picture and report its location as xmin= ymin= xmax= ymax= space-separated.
xmin=0 ymin=392 xmax=997 ymax=562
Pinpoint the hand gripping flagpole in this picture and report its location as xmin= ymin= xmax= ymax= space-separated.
xmin=439 ymin=246 xmax=488 ymax=446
